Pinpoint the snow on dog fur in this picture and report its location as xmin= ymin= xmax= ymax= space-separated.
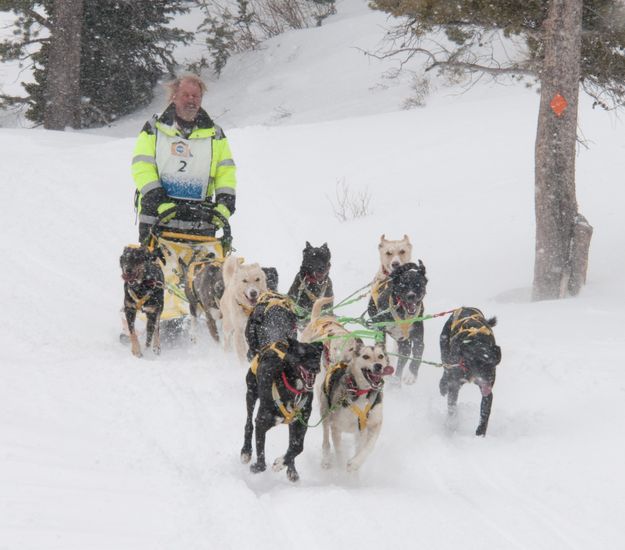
xmin=220 ymin=255 xmax=268 ymax=362
xmin=320 ymin=342 xmax=392 ymax=472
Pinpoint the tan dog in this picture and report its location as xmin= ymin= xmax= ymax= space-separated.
xmin=220 ymin=255 xmax=268 ymax=362
xmin=320 ymin=342 xmax=392 ymax=471
xmin=374 ymin=234 xmax=413 ymax=283
xmin=300 ymin=296 xmax=358 ymax=371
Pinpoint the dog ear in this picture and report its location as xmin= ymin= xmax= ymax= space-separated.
xmin=222 ymin=255 xmax=239 ymax=283
xmin=493 ymin=345 xmax=502 ymax=365
xmin=417 ymin=259 xmax=426 ymax=274
xmin=305 ymin=241 xmax=312 ymax=250
xmin=354 ymin=338 xmax=364 ymax=355
xmin=378 ymin=234 xmax=386 ymax=248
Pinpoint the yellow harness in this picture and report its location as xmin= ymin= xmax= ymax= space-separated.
xmin=450 ymin=308 xmax=493 ymax=341
xmin=257 ymin=291 xmax=297 ymax=313
xmin=128 ymin=288 xmax=155 ymax=311
xmin=249 ymin=342 xmax=305 ymax=425
xmin=370 ymin=278 xmax=389 ymax=308
xmin=324 ymin=363 xmax=377 ymax=431
xmin=390 ymin=300 xmax=424 ymax=339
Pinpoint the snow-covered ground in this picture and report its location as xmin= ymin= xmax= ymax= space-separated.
xmin=2 ymin=1 xmax=624 ymax=548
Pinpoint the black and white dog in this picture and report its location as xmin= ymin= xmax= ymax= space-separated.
xmin=120 ymin=245 xmax=164 ymax=358
xmin=288 ymin=242 xmax=334 ymax=322
xmin=320 ymin=342 xmax=393 ymax=471
xmin=439 ymin=307 xmax=502 ymax=436
xmin=367 ymin=261 xmax=428 ymax=384
xmin=240 ymin=337 xmax=324 ymax=482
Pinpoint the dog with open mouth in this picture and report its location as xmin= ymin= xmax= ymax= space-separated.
xmin=368 ymin=261 xmax=428 ymax=385
xmin=439 ymin=307 xmax=501 ymax=436
xmin=320 ymin=342 xmax=392 ymax=471
xmin=120 ymin=245 xmax=164 ymax=358
xmin=240 ymin=337 xmax=324 ymax=482
xmin=220 ymin=255 xmax=268 ymax=362
xmin=288 ymin=242 xmax=334 ymax=323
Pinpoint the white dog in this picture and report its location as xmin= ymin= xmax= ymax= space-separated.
xmin=374 ymin=234 xmax=413 ymax=283
xmin=320 ymin=342 xmax=392 ymax=472
xmin=220 ymin=255 xmax=268 ymax=362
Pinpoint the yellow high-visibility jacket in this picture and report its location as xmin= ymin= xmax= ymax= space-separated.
xmin=131 ymin=104 xmax=236 ymax=229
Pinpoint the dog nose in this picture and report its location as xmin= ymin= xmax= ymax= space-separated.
xmin=391 ymin=260 xmax=400 ymax=268
xmin=373 ymin=363 xmax=383 ymax=372
xmin=406 ymin=291 xmax=416 ymax=300
xmin=249 ymin=289 xmax=258 ymax=299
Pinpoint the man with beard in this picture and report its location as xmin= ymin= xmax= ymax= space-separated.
xmin=131 ymin=74 xmax=236 ymax=241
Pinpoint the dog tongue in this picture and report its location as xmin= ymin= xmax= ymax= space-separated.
xmin=382 ymin=366 xmax=394 ymax=376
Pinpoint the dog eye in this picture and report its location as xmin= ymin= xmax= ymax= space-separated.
xmin=378 ymin=354 xmax=384 ymax=360
xmin=362 ymin=354 xmax=370 ymax=360
xmin=243 ymin=279 xmax=248 ymax=283
xmin=399 ymin=249 xmax=405 ymax=254
xmin=255 ymin=277 xmax=260 ymax=282
xmin=385 ymin=251 xmax=392 ymax=256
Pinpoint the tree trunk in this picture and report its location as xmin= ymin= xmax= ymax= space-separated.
xmin=533 ymin=0 xmax=591 ymax=300
xmin=44 ymin=0 xmax=83 ymax=130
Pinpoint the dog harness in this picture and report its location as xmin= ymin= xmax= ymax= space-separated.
xmin=390 ymin=299 xmax=424 ymax=340
xmin=294 ymin=274 xmax=329 ymax=305
xmin=370 ymin=278 xmax=389 ymax=307
xmin=127 ymin=283 xmax=162 ymax=311
xmin=450 ymin=308 xmax=493 ymax=342
xmin=324 ymin=363 xmax=380 ymax=431
xmin=250 ymin=341 xmax=310 ymax=425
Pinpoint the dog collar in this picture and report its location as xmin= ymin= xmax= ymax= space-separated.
xmin=281 ymin=371 xmax=307 ymax=396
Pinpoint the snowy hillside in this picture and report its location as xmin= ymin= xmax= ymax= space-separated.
xmin=2 ymin=1 xmax=625 ymax=549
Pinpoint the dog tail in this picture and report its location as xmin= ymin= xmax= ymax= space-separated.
xmin=310 ymin=296 xmax=333 ymax=323
xmin=486 ymin=316 xmax=497 ymax=327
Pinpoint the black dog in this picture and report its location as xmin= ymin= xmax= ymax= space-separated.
xmin=288 ymin=242 xmax=334 ymax=322
xmin=368 ymin=261 xmax=428 ymax=384
xmin=439 ymin=307 xmax=501 ymax=436
xmin=240 ymin=337 xmax=324 ymax=482
xmin=262 ymin=267 xmax=279 ymax=292
xmin=245 ymin=291 xmax=298 ymax=361
xmin=120 ymin=245 xmax=164 ymax=358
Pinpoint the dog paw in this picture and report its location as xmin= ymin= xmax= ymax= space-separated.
xmin=403 ymin=372 xmax=417 ymax=385
xmin=152 ymin=345 xmax=161 ymax=356
xmin=287 ymin=467 xmax=300 ymax=483
xmin=321 ymin=457 xmax=332 ymax=470
xmin=250 ymin=462 xmax=266 ymax=473
xmin=272 ymin=456 xmax=286 ymax=472
xmin=346 ymin=459 xmax=360 ymax=472
xmin=240 ymin=450 xmax=252 ymax=464
xmin=475 ymin=425 xmax=487 ymax=437
xmin=131 ymin=348 xmax=143 ymax=358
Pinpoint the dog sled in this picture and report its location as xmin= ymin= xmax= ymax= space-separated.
xmin=122 ymin=203 xmax=232 ymax=344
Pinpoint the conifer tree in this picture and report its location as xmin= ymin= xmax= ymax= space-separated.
xmin=1 ymin=0 xmax=192 ymax=128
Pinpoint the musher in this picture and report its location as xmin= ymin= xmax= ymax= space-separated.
xmin=131 ymin=74 xmax=236 ymax=242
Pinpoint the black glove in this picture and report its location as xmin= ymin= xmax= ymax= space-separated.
xmin=141 ymin=187 xmax=169 ymax=216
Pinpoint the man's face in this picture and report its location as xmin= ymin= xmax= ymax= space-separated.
xmin=173 ymin=80 xmax=202 ymax=122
